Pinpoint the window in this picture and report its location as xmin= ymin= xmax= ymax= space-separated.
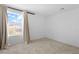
xmin=7 ymin=8 xmax=24 ymax=46
xmin=7 ymin=8 xmax=23 ymax=37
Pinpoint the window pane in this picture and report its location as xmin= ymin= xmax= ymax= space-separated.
xmin=7 ymin=8 xmax=23 ymax=36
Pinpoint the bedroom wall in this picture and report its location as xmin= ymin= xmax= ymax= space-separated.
xmin=28 ymin=14 xmax=45 ymax=40
xmin=46 ymin=8 xmax=79 ymax=47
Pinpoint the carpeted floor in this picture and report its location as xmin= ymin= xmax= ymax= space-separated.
xmin=0 ymin=38 xmax=79 ymax=54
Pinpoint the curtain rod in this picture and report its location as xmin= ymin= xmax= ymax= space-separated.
xmin=8 ymin=7 xmax=35 ymax=15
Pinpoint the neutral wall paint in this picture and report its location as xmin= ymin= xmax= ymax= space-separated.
xmin=28 ymin=14 xmax=45 ymax=40
xmin=46 ymin=8 xmax=79 ymax=47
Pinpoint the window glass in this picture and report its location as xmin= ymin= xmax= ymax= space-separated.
xmin=7 ymin=8 xmax=23 ymax=36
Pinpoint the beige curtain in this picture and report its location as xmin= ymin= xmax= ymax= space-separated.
xmin=23 ymin=11 xmax=30 ymax=44
xmin=0 ymin=6 xmax=30 ymax=49
xmin=0 ymin=5 xmax=7 ymax=49
xmin=0 ymin=5 xmax=3 ymax=49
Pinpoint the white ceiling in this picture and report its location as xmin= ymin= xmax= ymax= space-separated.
xmin=6 ymin=4 xmax=79 ymax=16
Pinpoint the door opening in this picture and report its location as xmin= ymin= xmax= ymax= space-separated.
xmin=7 ymin=8 xmax=24 ymax=46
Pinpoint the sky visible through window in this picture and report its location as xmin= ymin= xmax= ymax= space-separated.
xmin=7 ymin=10 xmax=23 ymax=36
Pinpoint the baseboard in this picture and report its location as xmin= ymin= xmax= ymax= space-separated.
xmin=30 ymin=37 xmax=79 ymax=49
xmin=45 ymin=37 xmax=79 ymax=49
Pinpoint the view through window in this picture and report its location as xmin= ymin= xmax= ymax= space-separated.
xmin=7 ymin=8 xmax=24 ymax=46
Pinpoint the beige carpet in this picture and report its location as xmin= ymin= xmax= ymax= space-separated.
xmin=0 ymin=38 xmax=79 ymax=54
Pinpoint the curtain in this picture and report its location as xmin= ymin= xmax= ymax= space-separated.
xmin=0 ymin=5 xmax=3 ymax=49
xmin=23 ymin=11 xmax=30 ymax=44
xmin=0 ymin=5 xmax=7 ymax=49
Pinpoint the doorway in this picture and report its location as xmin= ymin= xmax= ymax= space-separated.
xmin=7 ymin=8 xmax=24 ymax=47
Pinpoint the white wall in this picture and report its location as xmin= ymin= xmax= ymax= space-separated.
xmin=47 ymin=8 xmax=79 ymax=47
xmin=28 ymin=14 xmax=45 ymax=40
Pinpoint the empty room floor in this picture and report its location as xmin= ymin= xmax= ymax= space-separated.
xmin=0 ymin=38 xmax=79 ymax=54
